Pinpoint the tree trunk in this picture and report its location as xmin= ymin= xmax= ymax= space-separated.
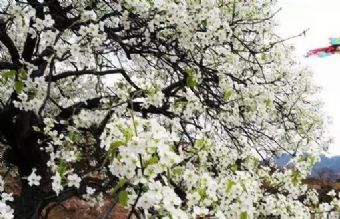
xmin=1 ymin=108 xmax=49 ymax=219
xmin=14 ymin=182 xmax=45 ymax=219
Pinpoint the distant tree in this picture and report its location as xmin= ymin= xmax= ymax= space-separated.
xmin=317 ymin=167 xmax=335 ymax=182
xmin=0 ymin=0 xmax=331 ymax=219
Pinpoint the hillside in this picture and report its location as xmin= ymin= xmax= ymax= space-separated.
xmin=276 ymin=154 xmax=340 ymax=181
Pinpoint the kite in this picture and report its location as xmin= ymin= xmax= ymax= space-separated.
xmin=306 ymin=38 xmax=340 ymax=57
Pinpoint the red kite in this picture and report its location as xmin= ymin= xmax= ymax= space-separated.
xmin=306 ymin=38 xmax=340 ymax=57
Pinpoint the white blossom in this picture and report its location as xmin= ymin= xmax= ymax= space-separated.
xmin=67 ymin=173 xmax=81 ymax=188
xmin=51 ymin=173 xmax=63 ymax=195
xmin=27 ymin=168 xmax=41 ymax=187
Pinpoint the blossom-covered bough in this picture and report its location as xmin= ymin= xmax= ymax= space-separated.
xmin=0 ymin=0 xmax=332 ymax=218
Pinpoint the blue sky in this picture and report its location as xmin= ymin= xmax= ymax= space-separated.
xmin=277 ymin=0 xmax=340 ymax=155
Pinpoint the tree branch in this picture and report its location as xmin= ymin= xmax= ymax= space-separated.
xmin=0 ymin=20 xmax=20 ymax=64
xmin=49 ymin=69 xmax=125 ymax=82
xmin=0 ymin=61 xmax=14 ymax=70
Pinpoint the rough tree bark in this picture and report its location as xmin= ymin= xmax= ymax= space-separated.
xmin=2 ymin=107 xmax=48 ymax=219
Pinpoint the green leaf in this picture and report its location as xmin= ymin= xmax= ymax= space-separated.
xmin=241 ymin=182 xmax=247 ymax=192
xmin=292 ymin=170 xmax=301 ymax=186
xmin=186 ymin=76 xmax=197 ymax=88
xmin=112 ymin=178 xmax=127 ymax=194
xmin=307 ymin=155 xmax=317 ymax=165
xmin=146 ymin=0 xmax=154 ymax=7
xmin=240 ymin=212 xmax=248 ymax=219
xmin=185 ymin=67 xmax=197 ymax=88
xmin=105 ymin=140 xmax=125 ymax=162
xmin=189 ymin=0 xmax=201 ymax=4
xmin=69 ymin=131 xmax=80 ymax=143
xmin=117 ymin=82 xmax=126 ymax=89
xmin=147 ymin=86 xmax=157 ymax=95
xmin=14 ymin=81 xmax=24 ymax=93
xmin=172 ymin=167 xmax=184 ymax=175
xmin=198 ymin=187 xmax=206 ymax=199
xmin=3 ymin=70 xmax=16 ymax=79
xmin=201 ymin=19 xmax=208 ymax=28
xmin=57 ymin=161 xmax=68 ymax=176
xmin=75 ymin=151 xmax=82 ymax=161
xmin=226 ymin=180 xmax=236 ymax=193
xmin=118 ymin=190 xmax=129 ymax=207
xmin=32 ymin=126 xmax=41 ymax=132
xmin=174 ymin=99 xmax=187 ymax=108
xmin=18 ymin=68 xmax=27 ymax=80
xmin=88 ymin=0 xmax=93 ymax=8
xmin=298 ymin=128 xmax=305 ymax=135
xmin=252 ymin=159 xmax=259 ymax=172
xmin=144 ymin=155 xmax=159 ymax=168
xmin=264 ymin=99 xmax=272 ymax=107
xmin=110 ymin=140 xmax=125 ymax=150
xmin=196 ymin=138 xmax=206 ymax=148
xmin=246 ymin=105 xmax=253 ymax=112
xmin=223 ymin=90 xmax=233 ymax=100
xmin=230 ymin=164 xmax=238 ymax=172
xmin=123 ymin=128 xmax=133 ymax=142
xmin=117 ymin=179 xmax=127 ymax=188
